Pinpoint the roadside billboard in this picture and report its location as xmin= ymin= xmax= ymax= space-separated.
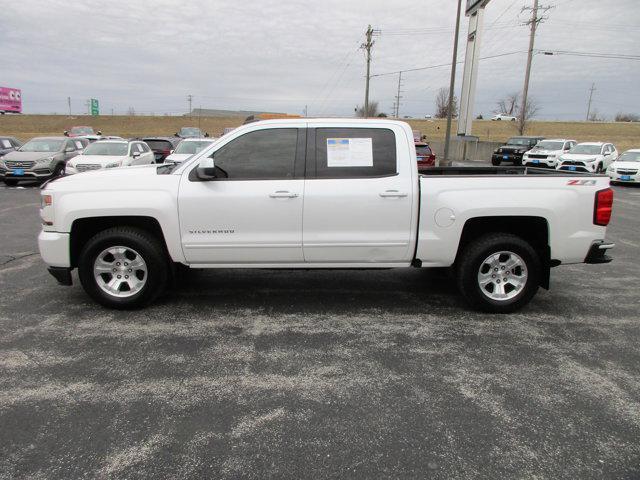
xmin=0 ymin=87 xmax=22 ymax=113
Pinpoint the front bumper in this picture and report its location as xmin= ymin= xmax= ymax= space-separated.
xmin=38 ymin=230 xmax=71 ymax=267
xmin=608 ymin=172 xmax=640 ymax=183
xmin=1 ymin=166 xmax=56 ymax=181
xmin=558 ymin=162 xmax=598 ymax=173
xmin=523 ymin=157 xmax=557 ymax=168
xmin=492 ymin=153 xmax=524 ymax=164
xmin=584 ymin=241 xmax=614 ymax=264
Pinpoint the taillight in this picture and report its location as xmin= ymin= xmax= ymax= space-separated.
xmin=594 ymin=188 xmax=613 ymax=226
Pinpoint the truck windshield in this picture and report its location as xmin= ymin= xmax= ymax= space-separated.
xmin=617 ymin=151 xmax=640 ymax=162
xmin=19 ymin=139 xmax=64 ymax=152
xmin=71 ymin=127 xmax=94 ymax=135
xmin=416 ymin=146 xmax=432 ymax=156
xmin=83 ymin=142 xmax=128 ymax=156
xmin=174 ymin=141 xmax=213 ymax=154
xmin=535 ymin=141 xmax=564 ymax=150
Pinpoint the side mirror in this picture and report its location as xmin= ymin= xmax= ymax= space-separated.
xmin=132 ymin=151 xmax=141 ymax=158
xmin=205 ymin=132 xmax=210 ymax=137
xmin=63 ymin=131 xmax=69 ymax=136
xmin=174 ymin=132 xmax=179 ymax=137
xmin=97 ymin=130 xmax=102 ymax=135
xmin=170 ymin=149 xmax=174 ymax=154
xmin=196 ymin=157 xmax=217 ymax=180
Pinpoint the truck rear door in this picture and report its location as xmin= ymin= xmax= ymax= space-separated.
xmin=302 ymin=124 xmax=417 ymax=263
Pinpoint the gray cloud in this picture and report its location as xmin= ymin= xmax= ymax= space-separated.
xmin=1 ymin=0 xmax=638 ymax=119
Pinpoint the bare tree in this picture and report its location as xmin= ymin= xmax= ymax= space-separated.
xmin=355 ymin=101 xmax=379 ymax=118
xmin=614 ymin=112 xmax=640 ymax=122
xmin=495 ymin=92 xmax=520 ymax=115
xmin=589 ymin=109 xmax=605 ymax=122
xmin=435 ymin=87 xmax=458 ymax=119
xmin=516 ymin=97 xmax=540 ymax=135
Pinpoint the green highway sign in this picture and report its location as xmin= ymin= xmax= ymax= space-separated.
xmin=90 ymin=98 xmax=99 ymax=116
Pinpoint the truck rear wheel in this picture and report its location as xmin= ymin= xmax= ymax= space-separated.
xmin=456 ymin=233 xmax=540 ymax=313
xmin=78 ymin=227 xmax=169 ymax=309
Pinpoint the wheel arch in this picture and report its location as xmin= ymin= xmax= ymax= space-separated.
xmin=455 ymin=216 xmax=551 ymax=289
xmin=70 ymin=216 xmax=170 ymax=268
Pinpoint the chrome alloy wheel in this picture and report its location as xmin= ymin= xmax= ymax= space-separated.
xmin=93 ymin=246 xmax=148 ymax=298
xmin=477 ymin=251 xmax=528 ymax=301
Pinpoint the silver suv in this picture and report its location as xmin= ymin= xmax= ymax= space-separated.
xmin=0 ymin=136 xmax=88 ymax=186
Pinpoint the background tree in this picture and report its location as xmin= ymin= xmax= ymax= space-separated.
xmin=589 ymin=109 xmax=605 ymax=122
xmin=434 ymin=87 xmax=458 ymax=119
xmin=516 ymin=97 xmax=540 ymax=135
xmin=495 ymin=92 xmax=520 ymax=115
xmin=355 ymin=101 xmax=380 ymax=118
xmin=614 ymin=112 xmax=640 ymax=122
xmin=126 ymin=106 xmax=136 ymax=116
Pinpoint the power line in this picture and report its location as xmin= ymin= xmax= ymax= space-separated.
xmin=536 ymin=49 xmax=640 ymax=60
xmin=371 ymin=50 xmax=525 ymax=77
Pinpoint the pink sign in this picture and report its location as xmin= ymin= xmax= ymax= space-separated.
xmin=0 ymin=87 xmax=22 ymax=113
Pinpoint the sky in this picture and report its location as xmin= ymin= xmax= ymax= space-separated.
xmin=2 ymin=0 xmax=639 ymax=120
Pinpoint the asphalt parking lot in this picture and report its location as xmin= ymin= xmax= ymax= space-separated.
xmin=1 ymin=181 xmax=639 ymax=479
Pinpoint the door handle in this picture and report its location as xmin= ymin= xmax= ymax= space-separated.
xmin=379 ymin=190 xmax=408 ymax=198
xmin=269 ymin=191 xmax=299 ymax=198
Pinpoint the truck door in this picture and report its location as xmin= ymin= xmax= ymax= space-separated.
xmin=302 ymin=125 xmax=415 ymax=263
xmin=178 ymin=126 xmax=306 ymax=264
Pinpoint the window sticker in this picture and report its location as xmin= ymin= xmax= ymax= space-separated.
xmin=326 ymin=137 xmax=373 ymax=167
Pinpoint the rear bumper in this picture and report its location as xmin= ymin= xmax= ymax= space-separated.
xmin=584 ymin=241 xmax=614 ymax=264
xmin=38 ymin=231 xmax=71 ymax=267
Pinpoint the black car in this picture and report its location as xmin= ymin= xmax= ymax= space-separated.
xmin=491 ymin=136 xmax=545 ymax=166
xmin=141 ymin=137 xmax=181 ymax=163
xmin=0 ymin=136 xmax=22 ymax=157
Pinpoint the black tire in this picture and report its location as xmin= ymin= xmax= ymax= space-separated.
xmin=491 ymin=158 xmax=501 ymax=166
xmin=596 ymin=163 xmax=603 ymax=173
xmin=52 ymin=163 xmax=65 ymax=177
xmin=456 ymin=233 xmax=541 ymax=313
xmin=78 ymin=227 xmax=169 ymax=309
xmin=4 ymin=179 xmax=18 ymax=186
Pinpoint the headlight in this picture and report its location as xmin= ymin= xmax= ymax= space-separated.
xmin=105 ymin=161 xmax=121 ymax=168
xmin=585 ymin=157 xmax=597 ymax=163
xmin=547 ymin=154 xmax=556 ymax=158
xmin=496 ymin=148 xmax=502 ymax=153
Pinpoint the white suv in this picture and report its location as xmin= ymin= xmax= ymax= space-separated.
xmin=66 ymin=140 xmax=155 ymax=174
xmin=557 ymin=142 xmax=618 ymax=173
xmin=522 ymin=139 xmax=576 ymax=168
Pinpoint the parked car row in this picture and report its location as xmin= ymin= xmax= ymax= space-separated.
xmin=0 ymin=130 xmax=218 ymax=185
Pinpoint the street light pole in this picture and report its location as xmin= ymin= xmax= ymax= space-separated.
xmin=443 ymin=0 xmax=463 ymax=166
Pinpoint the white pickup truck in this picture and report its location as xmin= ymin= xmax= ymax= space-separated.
xmin=38 ymin=119 xmax=615 ymax=313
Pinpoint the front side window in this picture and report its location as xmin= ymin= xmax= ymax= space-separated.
xmin=212 ymin=128 xmax=297 ymax=179
xmin=314 ymin=128 xmax=396 ymax=178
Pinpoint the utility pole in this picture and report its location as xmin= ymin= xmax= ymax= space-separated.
xmin=519 ymin=0 xmax=551 ymax=132
xmin=443 ymin=0 xmax=463 ymax=166
xmin=67 ymin=97 xmax=71 ymax=116
xmin=187 ymin=94 xmax=193 ymax=117
xmin=361 ymin=25 xmax=380 ymax=117
xmin=586 ymin=83 xmax=596 ymax=121
xmin=394 ymin=71 xmax=403 ymax=118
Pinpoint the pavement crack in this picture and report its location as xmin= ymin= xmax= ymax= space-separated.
xmin=0 ymin=252 xmax=38 ymax=267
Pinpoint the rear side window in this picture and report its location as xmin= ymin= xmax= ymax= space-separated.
xmin=212 ymin=128 xmax=298 ymax=180
xmin=145 ymin=140 xmax=172 ymax=151
xmin=1 ymin=139 xmax=11 ymax=148
xmin=313 ymin=128 xmax=396 ymax=178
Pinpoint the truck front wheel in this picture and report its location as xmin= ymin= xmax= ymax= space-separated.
xmin=456 ymin=233 xmax=540 ymax=313
xmin=78 ymin=227 xmax=169 ymax=309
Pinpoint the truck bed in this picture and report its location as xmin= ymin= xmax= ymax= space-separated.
xmin=419 ymin=166 xmax=602 ymax=176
